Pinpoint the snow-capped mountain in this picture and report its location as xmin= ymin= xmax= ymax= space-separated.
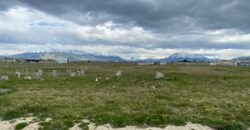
xmin=6 ymin=51 xmax=124 ymax=63
xmin=0 ymin=52 xmax=222 ymax=63
xmin=134 ymin=53 xmax=211 ymax=63
xmin=10 ymin=52 xmax=43 ymax=59
xmin=161 ymin=53 xmax=209 ymax=62
xmin=233 ymin=56 xmax=250 ymax=61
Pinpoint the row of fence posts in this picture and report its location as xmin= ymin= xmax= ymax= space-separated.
xmin=0 ymin=65 xmax=165 ymax=81
xmin=0 ymin=68 xmax=85 ymax=81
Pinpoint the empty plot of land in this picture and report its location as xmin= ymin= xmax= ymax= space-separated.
xmin=0 ymin=62 xmax=249 ymax=130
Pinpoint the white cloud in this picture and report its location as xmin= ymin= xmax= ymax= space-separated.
xmin=205 ymin=29 xmax=239 ymax=36
xmin=75 ymin=21 xmax=163 ymax=43
xmin=1 ymin=6 xmax=250 ymax=59
xmin=202 ymin=29 xmax=250 ymax=43
xmin=0 ymin=6 xmax=162 ymax=45
xmin=215 ymin=34 xmax=250 ymax=43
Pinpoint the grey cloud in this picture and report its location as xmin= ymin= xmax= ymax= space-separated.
xmin=2 ymin=0 xmax=250 ymax=33
xmin=0 ymin=0 xmax=22 ymax=11
xmin=13 ymin=0 xmax=250 ymax=32
xmin=1 ymin=0 xmax=250 ymax=56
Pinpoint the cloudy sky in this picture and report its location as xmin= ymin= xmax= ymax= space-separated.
xmin=0 ymin=0 xmax=250 ymax=59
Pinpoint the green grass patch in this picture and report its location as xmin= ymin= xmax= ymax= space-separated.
xmin=39 ymin=119 xmax=74 ymax=130
xmin=3 ymin=110 xmax=23 ymax=120
xmin=0 ymin=62 xmax=249 ymax=128
xmin=15 ymin=122 xmax=28 ymax=130
xmin=79 ymin=122 xmax=89 ymax=130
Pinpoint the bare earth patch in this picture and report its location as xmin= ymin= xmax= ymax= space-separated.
xmin=1 ymin=117 xmax=250 ymax=130
xmin=0 ymin=117 xmax=36 ymax=130
xmin=0 ymin=117 xmax=53 ymax=130
xmin=69 ymin=123 xmax=82 ymax=130
xmin=88 ymin=122 xmax=214 ymax=130
xmin=22 ymin=122 xmax=40 ymax=130
xmin=0 ymin=118 xmax=215 ymax=130
xmin=70 ymin=122 xmax=215 ymax=130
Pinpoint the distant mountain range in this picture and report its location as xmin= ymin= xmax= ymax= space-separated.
xmin=0 ymin=51 xmax=244 ymax=63
xmin=138 ymin=53 xmax=212 ymax=63
xmin=233 ymin=56 xmax=250 ymax=60
xmin=160 ymin=53 xmax=209 ymax=62
xmin=1 ymin=51 xmax=124 ymax=63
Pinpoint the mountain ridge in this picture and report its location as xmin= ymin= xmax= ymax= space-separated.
xmin=0 ymin=52 xmax=243 ymax=63
xmin=2 ymin=51 xmax=124 ymax=63
xmin=161 ymin=53 xmax=209 ymax=62
xmin=138 ymin=53 xmax=211 ymax=63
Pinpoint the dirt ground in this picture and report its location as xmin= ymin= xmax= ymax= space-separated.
xmin=0 ymin=117 xmax=217 ymax=130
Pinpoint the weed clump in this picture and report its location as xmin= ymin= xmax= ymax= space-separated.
xmin=39 ymin=119 xmax=74 ymax=130
xmin=79 ymin=122 xmax=89 ymax=130
xmin=15 ymin=122 xmax=28 ymax=130
xmin=3 ymin=110 xmax=23 ymax=120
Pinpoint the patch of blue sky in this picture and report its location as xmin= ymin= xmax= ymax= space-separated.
xmin=30 ymin=21 xmax=58 ymax=27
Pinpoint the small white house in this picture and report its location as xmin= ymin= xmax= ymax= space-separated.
xmin=209 ymin=62 xmax=217 ymax=66
xmin=137 ymin=62 xmax=154 ymax=65
xmin=160 ymin=62 xmax=167 ymax=65
xmin=221 ymin=62 xmax=234 ymax=66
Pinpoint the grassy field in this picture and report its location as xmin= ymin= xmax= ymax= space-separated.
xmin=0 ymin=62 xmax=249 ymax=130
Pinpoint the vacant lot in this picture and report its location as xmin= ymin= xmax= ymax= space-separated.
xmin=0 ymin=62 xmax=249 ymax=130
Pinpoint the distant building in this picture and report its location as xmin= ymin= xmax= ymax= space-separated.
xmin=219 ymin=61 xmax=235 ymax=66
xmin=0 ymin=58 xmax=16 ymax=63
xmin=209 ymin=62 xmax=217 ymax=66
xmin=16 ymin=59 xmax=57 ymax=64
xmin=160 ymin=62 xmax=167 ymax=65
xmin=235 ymin=61 xmax=250 ymax=66
xmin=213 ymin=60 xmax=250 ymax=67
xmin=137 ymin=62 xmax=155 ymax=65
xmin=67 ymin=59 xmax=70 ymax=63
xmin=209 ymin=61 xmax=236 ymax=66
